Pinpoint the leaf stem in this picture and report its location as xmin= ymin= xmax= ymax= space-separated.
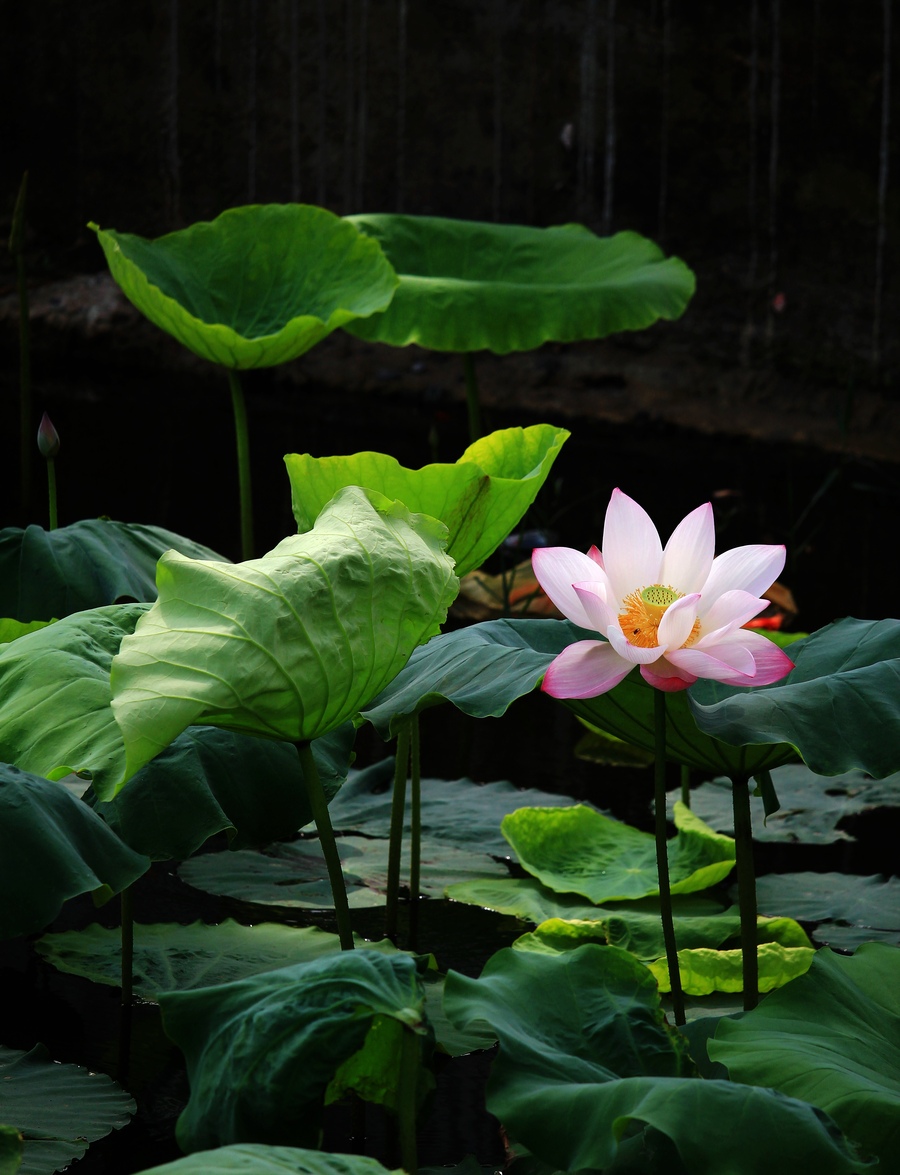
xmin=227 ymin=368 xmax=254 ymax=559
xmin=654 ymin=689 xmax=685 ymax=1024
xmin=395 ymin=1026 xmax=420 ymax=1174
xmin=408 ymin=716 xmax=421 ymax=951
xmin=680 ymin=763 xmax=690 ymax=807
xmin=731 ymin=773 xmax=759 ymax=1010
xmin=462 ymin=352 xmax=483 ymax=442
xmin=117 ymin=884 xmax=134 ymax=1083
xmin=297 ymin=741 xmax=354 ymax=950
xmin=385 ymin=724 xmax=412 ymax=945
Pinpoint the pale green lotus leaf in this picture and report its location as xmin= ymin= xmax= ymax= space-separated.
xmin=648 ymin=943 xmax=816 ymax=995
xmin=286 ymin=424 xmax=568 ymax=577
xmin=91 ymin=205 xmax=398 ymax=369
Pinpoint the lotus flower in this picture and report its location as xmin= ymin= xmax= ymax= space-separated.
xmin=532 ymin=488 xmax=794 ymax=696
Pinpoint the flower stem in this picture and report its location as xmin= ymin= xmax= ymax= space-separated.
xmin=227 ymin=368 xmax=254 ymax=560
xmin=654 ymin=689 xmax=685 ymax=1025
xmin=408 ymin=716 xmax=422 ymax=951
xmin=297 ymin=740 xmax=354 ymax=950
xmin=46 ymin=457 xmax=57 ymax=530
xmin=462 ymin=352 xmax=483 ymax=442
xmin=385 ymin=724 xmax=412 ymax=945
xmin=731 ymin=773 xmax=759 ymax=1010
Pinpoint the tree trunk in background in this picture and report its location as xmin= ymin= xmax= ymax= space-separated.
xmin=162 ymin=0 xmax=181 ymax=226
xmin=396 ymin=0 xmax=408 ymax=211
xmin=246 ymin=0 xmax=258 ymax=203
xmin=872 ymin=0 xmax=892 ymax=370
xmin=657 ymin=0 xmax=671 ymax=242
xmin=578 ymin=0 xmax=598 ymax=221
xmin=602 ymin=0 xmax=616 ymax=234
xmin=317 ymin=0 xmax=328 ymax=205
xmin=765 ymin=0 xmax=780 ymax=345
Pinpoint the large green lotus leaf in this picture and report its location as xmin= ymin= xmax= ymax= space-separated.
xmin=110 ymin=487 xmax=457 ymax=790
xmin=513 ymin=907 xmax=810 ymax=962
xmin=689 ymin=618 xmax=900 ymax=779
xmin=670 ymin=763 xmax=900 ymax=845
xmin=0 ymin=763 xmax=149 ymax=940
xmin=648 ymin=943 xmax=815 ymax=996
xmin=0 ymin=603 xmax=149 ymax=793
xmin=444 ymin=944 xmax=866 ymax=1174
xmin=343 ymin=215 xmax=695 ymax=353
xmin=95 ymin=723 xmax=355 ymax=860
xmin=753 ymin=872 xmax=900 ymax=951
xmin=360 ymin=618 xmax=591 ymax=739
xmin=160 ymin=950 xmax=429 ymax=1149
xmin=286 ymin=424 xmax=569 ymax=577
xmin=0 ymin=1044 xmax=134 ymax=1175
xmin=711 ymin=943 xmax=900 ymax=1169
xmin=134 ymin=1145 xmax=402 ymax=1175
xmin=320 ymin=760 xmax=595 ymax=855
xmin=179 ymin=830 xmax=509 ymax=910
xmin=0 ymin=520 xmax=226 ymax=622
xmin=0 ymin=1125 xmax=21 ymax=1175
xmin=501 ymin=802 xmax=734 ymax=903
xmin=445 ymin=876 xmax=725 ymax=923
xmin=91 ymin=205 xmax=398 ymax=369
xmin=0 ymin=619 xmax=52 ymax=644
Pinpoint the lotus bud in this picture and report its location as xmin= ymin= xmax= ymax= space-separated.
xmin=37 ymin=412 xmax=60 ymax=459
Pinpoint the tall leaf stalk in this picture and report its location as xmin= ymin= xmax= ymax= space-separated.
xmin=732 ymin=773 xmax=759 ymax=1009
xmin=385 ymin=723 xmax=412 ymax=944
xmin=297 ymin=741 xmax=354 ymax=950
xmin=227 ymin=369 xmax=254 ymax=559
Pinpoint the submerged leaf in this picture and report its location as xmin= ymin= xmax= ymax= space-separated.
xmin=344 ymin=215 xmax=695 ymax=353
xmin=91 ymin=205 xmax=398 ymax=368
xmin=110 ymin=487 xmax=457 ymax=789
xmin=286 ymin=424 xmax=569 ymax=577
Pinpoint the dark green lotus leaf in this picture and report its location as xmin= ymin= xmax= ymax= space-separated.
xmin=0 ymin=763 xmax=149 ymax=940
xmin=320 ymin=761 xmax=596 ymax=856
xmin=0 ymin=1044 xmax=134 ymax=1175
xmin=360 ymin=618 xmax=590 ymax=740
xmin=134 ymin=1144 xmax=403 ymax=1175
xmin=95 ymin=722 xmax=355 ymax=860
xmin=160 ymin=951 xmax=431 ymax=1149
xmin=285 ymin=424 xmax=569 ymax=577
xmin=344 ymin=215 xmax=695 ymax=353
xmin=711 ymin=943 xmax=900 ymax=1169
xmin=501 ymin=802 xmax=734 ymax=903
xmin=753 ymin=872 xmax=900 ymax=949
xmin=91 ymin=205 xmax=398 ymax=369
xmin=0 ymin=603 xmax=149 ymax=794
xmin=444 ymin=944 xmax=866 ymax=1174
xmin=670 ymin=763 xmax=900 ymax=845
xmin=689 ymin=618 xmax=900 ymax=779
xmin=0 ymin=519 xmax=226 ymax=622
xmin=179 ymin=830 xmax=509 ymax=910
xmin=110 ymin=487 xmax=457 ymax=790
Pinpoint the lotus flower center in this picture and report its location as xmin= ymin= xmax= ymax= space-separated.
xmin=618 ymin=584 xmax=699 ymax=648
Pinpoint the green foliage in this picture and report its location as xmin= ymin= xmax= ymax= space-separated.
xmin=110 ymin=487 xmax=458 ymax=789
xmin=160 ymin=951 xmax=432 ymax=1150
xmin=501 ymin=801 xmax=735 ymax=903
xmin=0 ymin=520 xmax=225 ymax=622
xmin=127 ymin=1145 xmax=402 ymax=1175
xmin=0 ymin=1045 xmax=134 ymax=1174
xmin=91 ymin=205 xmax=398 ymax=369
xmin=754 ymin=872 xmax=900 ymax=949
xmin=689 ymin=618 xmax=900 ymax=778
xmin=344 ymin=215 xmax=695 ymax=353
xmin=285 ymin=424 xmax=569 ymax=577
xmin=444 ymin=945 xmax=866 ymax=1174
xmin=647 ymin=942 xmax=815 ymax=996
xmin=711 ymin=944 xmax=900 ymax=1169
xmin=0 ymin=763 xmax=149 ymax=940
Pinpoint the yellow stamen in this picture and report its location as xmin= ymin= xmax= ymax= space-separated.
xmin=618 ymin=584 xmax=700 ymax=648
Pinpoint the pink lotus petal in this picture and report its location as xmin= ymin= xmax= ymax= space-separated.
xmin=541 ymin=639 xmax=633 ymax=698
xmin=602 ymin=488 xmax=663 ymax=602
xmin=641 ymin=657 xmax=696 ymax=691
xmin=573 ymin=582 xmax=618 ymax=632
xmin=588 ymin=545 xmax=604 ymax=568
xmin=606 ymin=623 xmax=667 ymax=664
xmin=659 ymin=502 xmax=714 ymax=594
xmin=667 ymin=642 xmax=757 ymax=683
xmin=657 ymin=593 xmax=700 ymax=650
xmin=696 ymin=589 xmax=768 ymax=643
xmin=532 ymin=547 xmax=610 ymax=630
xmin=702 ymin=544 xmax=786 ymax=603
xmin=729 ymin=629 xmax=795 ymax=685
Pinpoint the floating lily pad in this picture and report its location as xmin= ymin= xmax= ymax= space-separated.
xmin=753 ymin=872 xmax=900 ymax=948
xmin=670 ymin=764 xmax=900 ymax=844
xmin=0 ymin=519 xmax=225 ymax=623
xmin=343 ymin=215 xmax=695 ymax=354
xmin=286 ymin=425 xmax=568 ymax=578
xmin=501 ymin=802 xmax=735 ymax=903
xmin=711 ymin=943 xmax=900 ymax=1169
xmin=0 ymin=763 xmax=149 ymax=940
xmin=91 ymin=205 xmax=398 ymax=369
xmin=110 ymin=487 xmax=457 ymax=789
xmin=0 ymin=1044 xmax=134 ymax=1175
